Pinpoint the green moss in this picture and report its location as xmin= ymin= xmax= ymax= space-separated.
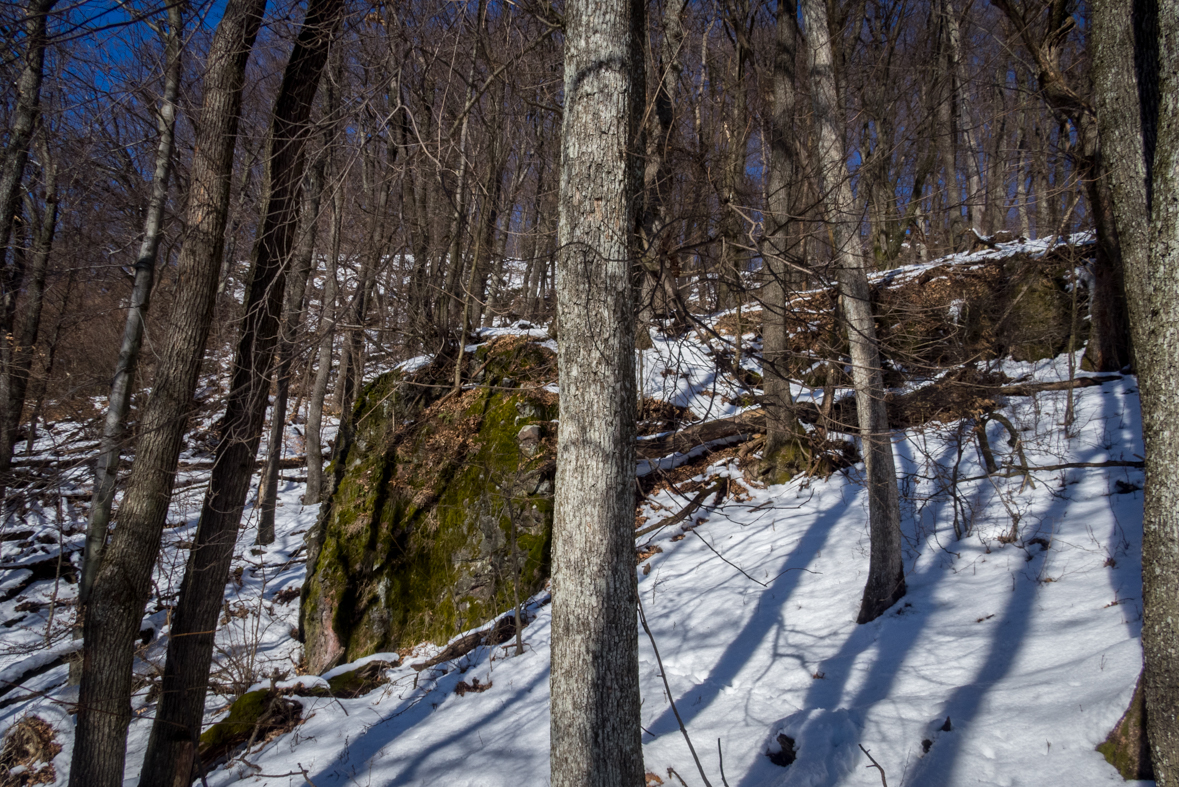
xmin=302 ymin=340 xmax=559 ymax=672
xmin=319 ymin=660 xmax=396 ymax=699
xmin=199 ymin=689 xmax=269 ymax=752
xmin=1097 ymin=677 xmax=1154 ymax=780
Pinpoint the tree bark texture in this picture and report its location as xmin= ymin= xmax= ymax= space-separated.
xmin=801 ymin=0 xmax=905 ymax=624
xmin=81 ymin=1 xmax=183 ymax=613
xmin=138 ymin=1 xmax=343 ymax=782
xmin=1141 ymin=3 xmax=1179 ymax=774
xmin=1095 ymin=0 xmax=1178 ymax=780
xmin=762 ymin=0 xmax=804 ymax=460
xmin=550 ymin=0 xmax=645 ymax=780
xmin=69 ymin=2 xmax=267 ymax=784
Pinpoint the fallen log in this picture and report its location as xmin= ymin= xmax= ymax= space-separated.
xmin=636 ymin=412 xmax=765 ymax=460
xmin=635 ymin=479 xmax=728 ymax=539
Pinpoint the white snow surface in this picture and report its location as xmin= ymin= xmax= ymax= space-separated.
xmin=0 ymin=234 xmax=1150 ymax=786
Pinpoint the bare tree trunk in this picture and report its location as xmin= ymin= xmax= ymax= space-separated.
xmin=1 ymin=143 xmax=57 ymax=481
xmin=69 ymin=1 xmax=267 ymax=784
xmin=79 ymin=1 xmax=183 ymax=623
xmin=257 ymin=149 xmax=324 ymax=545
xmin=440 ymin=13 xmax=483 ymax=337
xmin=716 ymin=0 xmax=752 ymax=312
xmin=762 ymin=0 xmax=805 ymax=462
xmin=1016 ymin=118 xmax=1032 ymax=237
xmin=0 ymin=0 xmax=57 ymax=258
xmin=138 ymin=1 xmax=344 ymax=781
xmin=1032 ymin=120 xmax=1054 ymax=236
xmin=945 ymin=0 xmax=984 ymax=233
xmin=801 ymin=0 xmax=905 ymax=624
xmin=550 ymin=0 xmax=644 ymax=780
xmin=1138 ymin=2 xmax=1178 ymax=774
xmin=0 ymin=0 xmax=58 ymax=505
xmin=304 ymin=137 xmax=344 ymax=504
xmin=454 ymin=31 xmax=504 ymax=390
xmin=1092 ymin=0 xmax=1174 ymax=781
xmin=636 ymin=0 xmax=687 ymax=346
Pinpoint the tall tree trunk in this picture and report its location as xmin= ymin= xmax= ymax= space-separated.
xmin=456 ymin=85 xmax=506 ymax=387
xmin=1016 ymin=117 xmax=1032 ymax=237
xmin=636 ymin=0 xmax=687 ymax=346
xmin=1092 ymin=0 xmax=1173 ymax=780
xmin=550 ymin=0 xmax=644 ymax=780
xmin=0 ymin=0 xmax=56 ymax=258
xmin=138 ymin=1 xmax=344 ymax=782
xmin=934 ymin=0 xmax=963 ymax=250
xmin=762 ymin=0 xmax=805 ymax=462
xmin=801 ymin=0 xmax=905 ymax=624
xmin=716 ymin=0 xmax=752 ymax=312
xmin=69 ymin=1 xmax=267 ymax=784
xmin=1139 ymin=1 xmax=1179 ymax=776
xmin=1 ymin=145 xmax=57 ymax=481
xmin=256 ymin=149 xmax=324 ymax=545
xmin=440 ymin=12 xmax=483 ymax=337
xmin=303 ymin=233 xmax=340 ymax=503
xmin=304 ymin=127 xmax=345 ymax=505
xmin=944 ymin=0 xmax=984 ymax=233
xmin=0 ymin=0 xmax=58 ymax=505
xmin=79 ymin=1 xmax=183 ymax=622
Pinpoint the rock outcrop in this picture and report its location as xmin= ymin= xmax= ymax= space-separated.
xmin=301 ymin=338 xmax=558 ymax=673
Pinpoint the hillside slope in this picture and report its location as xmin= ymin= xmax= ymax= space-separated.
xmin=0 ymin=234 xmax=1148 ymax=786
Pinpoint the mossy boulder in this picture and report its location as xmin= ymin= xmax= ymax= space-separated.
xmin=198 ymin=689 xmax=301 ymax=767
xmin=301 ymin=338 xmax=558 ymax=674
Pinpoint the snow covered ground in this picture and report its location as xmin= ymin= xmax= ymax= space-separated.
xmin=0 ymin=251 xmax=1150 ymax=785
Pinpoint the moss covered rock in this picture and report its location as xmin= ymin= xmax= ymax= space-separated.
xmin=199 ymin=689 xmax=302 ymax=767
xmin=301 ymin=338 xmax=558 ymax=673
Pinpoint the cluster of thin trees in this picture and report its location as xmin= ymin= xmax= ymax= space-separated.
xmin=0 ymin=0 xmax=1168 ymax=782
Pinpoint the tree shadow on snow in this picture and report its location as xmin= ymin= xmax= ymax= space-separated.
xmin=741 ymin=397 xmax=1131 ymax=787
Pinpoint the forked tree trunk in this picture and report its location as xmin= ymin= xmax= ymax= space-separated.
xmin=801 ymin=0 xmax=905 ymax=624
xmin=549 ymin=0 xmax=645 ymax=780
xmin=79 ymin=1 xmax=183 ymax=618
xmin=137 ymin=1 xmax=344 ymax=782
xmin=69 ymin=1 xmax=267 ymax=785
